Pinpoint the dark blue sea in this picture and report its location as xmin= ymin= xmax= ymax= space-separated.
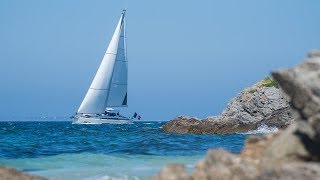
xmin=0 ymin=120 xmax=260 ymax=179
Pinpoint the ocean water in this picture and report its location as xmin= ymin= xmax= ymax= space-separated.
xmin=0 ymin=121 xmax=249 ymax=179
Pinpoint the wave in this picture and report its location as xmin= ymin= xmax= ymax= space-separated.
xmin=241 ymin=124 xmax=278 ymax=135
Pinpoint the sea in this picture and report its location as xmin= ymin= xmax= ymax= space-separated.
xmin=0 ymin=120 xmax=277 ymax=180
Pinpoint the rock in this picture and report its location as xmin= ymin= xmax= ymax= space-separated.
xmin=163 ymin=78 xmax=293 ymax=134
xmin=0 ymin=166 xmax=44 ymax=180
xmin=240 ymin=133 xmax=278 ymax=161
xmin=266 ymin=48 xmax=320 ymax=163
xmin=155 ymin=136 xmax=320 ymax=180
xmin=263 ymin=121 xmax=312 ymax=163
xmin=155 ymin=49 xmax=320 ymax=180
xmin=272 ymin=61 xmax=320 ymax=120
xmin=192 ymin=149 xmax=259 ymax=180
xmin=153 ymin=164 xmax=190 ymax=180
xmin=259 ymin=162 xmax=320 ymax=180
xmin=162 ymin=116 xmax=257 ymax=134
xmin=218 ymin=84 xmax=293 ymax=129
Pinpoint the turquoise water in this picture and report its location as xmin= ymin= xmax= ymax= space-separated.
xmin=0 ymin=121 xmax=248 ymax=179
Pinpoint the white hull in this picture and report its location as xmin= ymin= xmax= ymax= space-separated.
xmin=73 ymin=117 xmax=132 ymax=125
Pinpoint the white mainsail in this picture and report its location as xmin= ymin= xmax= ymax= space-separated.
xmin=77 ymin=10 xmax=127 ymax=114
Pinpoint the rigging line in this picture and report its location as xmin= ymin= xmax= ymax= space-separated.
xmin=124 ymin=0 xmax=128 ymax=10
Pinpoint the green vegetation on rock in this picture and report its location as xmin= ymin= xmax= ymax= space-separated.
xmin=248 ymin=89 xmax=257 ymax=93
xmin=260 ymin=77 xmax=279 ymax=88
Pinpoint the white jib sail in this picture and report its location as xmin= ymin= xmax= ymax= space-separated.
xmin=77 ymin=11 xmax=127 ymax=114
xmin=107 ymin=14 xmax=128 ymax=107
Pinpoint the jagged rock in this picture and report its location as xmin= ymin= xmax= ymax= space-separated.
xmin=0 ymin=166 xmax=44 ymax=180
xmin=162 ymin=78 xmax=293 ymax=134
xmin=154 ymin=49 xmax=320 ymax=180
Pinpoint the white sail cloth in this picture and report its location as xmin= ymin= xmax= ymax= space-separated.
xmin=78 ymin=11 xmax=128 ymax=114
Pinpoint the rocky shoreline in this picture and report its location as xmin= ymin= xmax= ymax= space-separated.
xmin=163 ymin=77 xmax=293 ymax=134
xmin=154 ymin=50 xmax=320 ymax=179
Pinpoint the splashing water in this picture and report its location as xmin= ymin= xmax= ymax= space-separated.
xmin=244 ymin=124 xmax=278 ymax=135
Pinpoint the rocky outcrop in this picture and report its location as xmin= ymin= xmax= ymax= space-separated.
xmin=154 ymin=49 xmax=320 ymax=179
xmin=0 ymin=166 xmax=44 ymax=180
xmin=163 ymin=78 xmax=293 ymax=134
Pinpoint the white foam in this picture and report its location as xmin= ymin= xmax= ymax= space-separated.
xmin=93 ymin=174 xmax=142 ymax=180
xmin=243 ymin=124 xmax=278 ymax=135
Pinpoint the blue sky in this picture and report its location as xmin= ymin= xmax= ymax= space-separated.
xmin=0 ymin=0 xmax=319 ymax=120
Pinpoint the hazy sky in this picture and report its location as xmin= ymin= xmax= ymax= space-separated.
xmin=0 ymin=0 xmax=319 ymax=120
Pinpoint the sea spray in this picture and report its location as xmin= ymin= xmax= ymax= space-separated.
xmin=243 ymin=123 xmax=278 ymax=135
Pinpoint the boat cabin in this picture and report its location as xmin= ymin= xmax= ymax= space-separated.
xmin=105 ymin=108 xmax=120 ymax=116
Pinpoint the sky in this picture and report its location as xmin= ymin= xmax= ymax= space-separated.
xmin=0 ymin=0 xmax=319 ymax=120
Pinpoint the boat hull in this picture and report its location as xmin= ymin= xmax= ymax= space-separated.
xmin=73 ymin=117 xmax=132 ymax=124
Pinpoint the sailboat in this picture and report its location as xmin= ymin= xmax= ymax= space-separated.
xmin=73 ymin=10 xmax=132 ymax=124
